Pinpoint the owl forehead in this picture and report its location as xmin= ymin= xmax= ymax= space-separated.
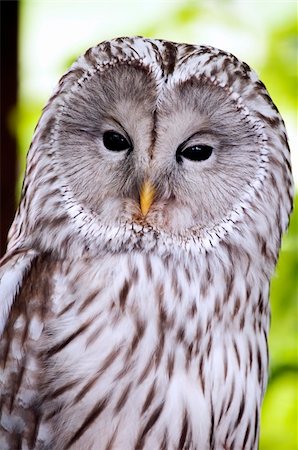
xmin=57 ymin=37 xmax=276 ymax=131
xmin=71 ymin=38 xmax=247 ymax=95
xmin=45 ymin=36 xmax=283 ymax=169
xmin=57 ymin=56 xmax=262 ymax=157
xmin=68 ymin=60 xmax=230 ymax=117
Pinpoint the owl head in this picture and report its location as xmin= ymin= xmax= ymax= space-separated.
xmin=8 ymin=37 xmax=293 ymax=258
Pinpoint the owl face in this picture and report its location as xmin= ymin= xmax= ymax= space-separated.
xmin=6 ymin=37 xmax=292 ymax=258
xmin=56 ymin=58 xmax=261 ymax=237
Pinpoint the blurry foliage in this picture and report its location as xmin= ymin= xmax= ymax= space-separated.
xmin=16 ymin=1 xmax=297 ymax=448
xmin=260 ymin=196 xmax=298 ymax=450
xmin=261 ymin=372 xmax=297 ymax=449
xmin=261 ymin=16 xmax=297 ymax=113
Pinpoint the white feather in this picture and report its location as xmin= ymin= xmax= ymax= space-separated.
xmin=0 ymin=250 xmax=37 ymax=336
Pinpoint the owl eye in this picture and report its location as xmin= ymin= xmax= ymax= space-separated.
xmin=176 ymin=144 xmax=213 ymax=163
xmin=103 ymin=131 xmax=131 ymax=152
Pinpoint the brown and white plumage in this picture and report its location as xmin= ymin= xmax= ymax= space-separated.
xmin=0 ymin=37 xmax=293 ymax=449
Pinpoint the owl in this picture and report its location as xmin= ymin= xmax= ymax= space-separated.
xmin=0 ymin=37 xmax=293 ymax=450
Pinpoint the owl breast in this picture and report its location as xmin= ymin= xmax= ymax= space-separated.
xmin=37 ymin=251 xmax=268 ymax=450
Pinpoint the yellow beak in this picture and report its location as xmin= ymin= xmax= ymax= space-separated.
xmin=140 ymin=180 xmax=155 ymax=216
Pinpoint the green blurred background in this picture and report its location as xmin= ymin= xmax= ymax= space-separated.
xmin=13 ymin=0 xmax=298 ymax=448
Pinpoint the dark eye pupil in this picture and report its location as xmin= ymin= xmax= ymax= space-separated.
xmin=176 ymin=144 xmax=213 ymax=163
xmin=103 ymin=131 xmax=130 ymax=151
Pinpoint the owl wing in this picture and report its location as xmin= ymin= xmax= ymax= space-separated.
xmin=0 ymin=248 xmax=37 ymax=335
xmin=0 ymin=248 xmax=51 ymax=449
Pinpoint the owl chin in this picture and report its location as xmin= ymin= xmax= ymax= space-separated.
xmin=143 ymin=202 xmax=195 ymax=234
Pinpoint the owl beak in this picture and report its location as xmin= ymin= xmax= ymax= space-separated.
xmin=140 ymin=180 xmax=155 ymax=216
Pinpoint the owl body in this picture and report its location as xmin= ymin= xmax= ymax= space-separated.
xmin=0 ymin=37 xmax=293 ymax=449
xmin=1 ymin=250 xmax=268 ymax=449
